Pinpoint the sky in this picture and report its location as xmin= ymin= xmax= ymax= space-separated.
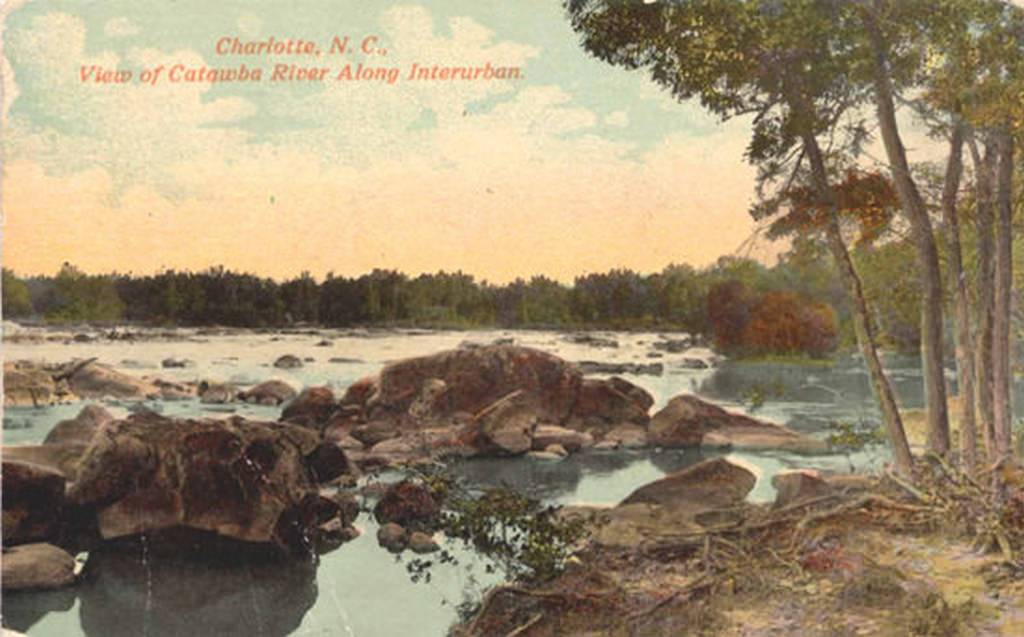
xmin=0 ymin=0 xmax=956 ymax=283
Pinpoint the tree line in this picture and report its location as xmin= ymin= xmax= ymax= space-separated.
xmin=2 ymin=240 xmax=931 ymax=359
xmin=565 ymin=0 xmax=1022 ymax=474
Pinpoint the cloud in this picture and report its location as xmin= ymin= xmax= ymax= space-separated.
xmin=103 ymin=16 xmax=138 ymax=38
xmin=5 ymin=12 xmax=255 ymax=196
xmin=3 ymin=4 xmax=769 ymax=280
xmin=604 ymin=110 xmax=629 ymax=127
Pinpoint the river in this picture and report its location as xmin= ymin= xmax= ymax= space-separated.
xmin=3 ymin=327 xmax=1015 ymax=636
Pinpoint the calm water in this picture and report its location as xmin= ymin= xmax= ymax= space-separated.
xmin=3 ymin=327 xmax=1016 ymax=636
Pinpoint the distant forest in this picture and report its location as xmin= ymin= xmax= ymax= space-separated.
xmin=3 ymin=237 xmax=929 ymax=357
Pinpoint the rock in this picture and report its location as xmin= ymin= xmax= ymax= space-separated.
xmin=567 ymin=378 xmax=652 ymax=434
xmin=408 ymin=378 xmax=448 ymax=420
xmin=563 ymin=334 xmax=618 ymax=348
xmin=652 ymin=338 xmax=691 ymax=353
xmin=153 ymin=379 xmax=195 ymax=401
xmin=602 ymin=425 xmax=648 ymax=449
xmin=545 ymin=443 xmax=568 ymax=457
xmin=678 ymin=358 xmax=710 ymax=370
xmin=273 ymin=355 xmax=303 ymax=369
xmin=64 ymin=360 xmax=157 ymax=401
xmin=2 ymin=461 xmax=66 ymax=545
xmin=3 ymin=363 xmax=60 ymax=407
xmin=348 ymin=345 xmax=582 ymax=427
xmin=527 ymin=450 xmax=565 ymax=461
xmin=576 ymin=361 xmax=663 ymax=376
xmin=315 ymin=340 xmax=333 ymax=347
xmin=304 ymin=442 xmax=352 ymax=483
xmin=1 ymin=543 xmax=77 ymax=591
xmin=408 ymin=531 xmax=440 ymax=554
xmin=238 ymin=380 xmax=298 ymax=406
xmin=771 ymin=470 xmax=833 ymax=508
xmin=360 ymin=437 xmax=420 ymax=468
xmin=66 ymin=413 xmax=333 ymax=555
xmin=2 ymin=445 xmax=86 ymax=480
xmin=328 ymin=357 xmax=363 ymax=364
xmin=621 ymin=458 xmax=756 ymax=511
xmin=531 ymin=425 xmax=593 ymax=452
xmin=199 ymin=382 xmax=237 ymax=405
xmin=44 ymin=405 xmax=113 ymax=446
xmin=161 ymin=358 xmax=194 ymax=369
xmin=474 ymin=391 xmax=538 ymax=456
xmin=594 ymin=440 xmax=619 ymax=451
xmin=374 ymin=480 xmax=440 ymax=530
xmin=648 ymin=394 xmax=826 ymax=453
xmin=350 ymin=420 xmax=400 ymax=446
xmin=281 ymin=387 xmax=337 ymax=429
xmin=377 ymin=523 xmax=408 ymax=552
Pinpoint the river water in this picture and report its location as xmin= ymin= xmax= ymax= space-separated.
xmin=2 ymin=327 xmax=1015 ymax=636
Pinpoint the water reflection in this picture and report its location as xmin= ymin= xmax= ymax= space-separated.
xmin=5 ymin=549 xmax=318 ymax=637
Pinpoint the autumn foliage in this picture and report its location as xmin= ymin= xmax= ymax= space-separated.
xmin=708 ymin=282 xmax=838 ymax=357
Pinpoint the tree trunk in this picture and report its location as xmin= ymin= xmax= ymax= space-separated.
xmin=942 ymin=122 xmax=977 ymax=474
xmin=863 ymin=8 xmax=950 ymax=456
xmin=994 ymin=129 xmax=1015 ymax=458
xmin=800 ymin=129 xmax=914 ymax=475
xmin=969 ymin=136 xmax=998 ymax=461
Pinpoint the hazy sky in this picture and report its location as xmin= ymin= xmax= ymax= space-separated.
xmin=0 ymin=0 xmax=950 ymax=282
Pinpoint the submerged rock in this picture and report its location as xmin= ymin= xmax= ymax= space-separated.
xmin=198 ymin=382 xmax=237 ymax=405
xmin=408 ymin=531 xmax=440 ymax=554
xmin=273 ymin=355 xmax=303 ymax=369
xmin=377 ymin=523 xmax=408 ymax=553
xmin=239 ymin=380 xmax=298 ymax=406
xmin=648 ymin=394 xmax=826 ymax=453
xmin=576 ymin=361 xmax=663 ymax=376
xmin=1 ymin=543 xmax=77 ymax=591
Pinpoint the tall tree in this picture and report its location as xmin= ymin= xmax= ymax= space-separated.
xmin=857 ymin=0 xmax=951 ymax=456
xmin=564 ymin=0 xmax=914 ymax=472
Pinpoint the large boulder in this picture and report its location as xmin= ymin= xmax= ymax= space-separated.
xmin=576 ymin=459 xmax=757 ymax=551
xmin=473 ymin=391 xmax=538 ymax=456
xmin=2 ymin=461 xmax=67 ymax=545
xmin=63 ymin=360 xmax=157 ymax=401
xmin=1 ymin=543 xmax=77 ymax=591
xmin=620 ymin=458 xmax=756 ymax=510
xmin=44 ymin=405 xmax=113 ymax=446
xmin=66 ymin=413 xmax=350 ymax=555
xmin=3 ymin=363 xmax=61 ymax=407
xmin=347 ymin=345 xmax=582 ymax=426
xmin=239 ymin=380 xmax=298 ymax=406
xmin=281 ymin=387 xmax=337 ymax=429
xmin=566 ymin=377 xmax=652 ymax=434
xmin=647 ymin=394 xmax=826 ymax=453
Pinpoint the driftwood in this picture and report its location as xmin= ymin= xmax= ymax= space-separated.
xmin=52 ymin=357 xmax=98 ymax=382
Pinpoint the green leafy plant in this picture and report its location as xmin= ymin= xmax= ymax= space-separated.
xmin=404 ymin=468 xmax=593 ymax=585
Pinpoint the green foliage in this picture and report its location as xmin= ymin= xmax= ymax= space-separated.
xmin=826 ymin=420 xmax=888 ymax=453
xmin=16 ymin=261 xmax=844 ymax=358
xmin=406 ymin=470 xmax=592 ymax=584
xmin=44 ymin=263 xmax=123 ymax=323
xmin=2 ymin=268 xmax=34 ymax=317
